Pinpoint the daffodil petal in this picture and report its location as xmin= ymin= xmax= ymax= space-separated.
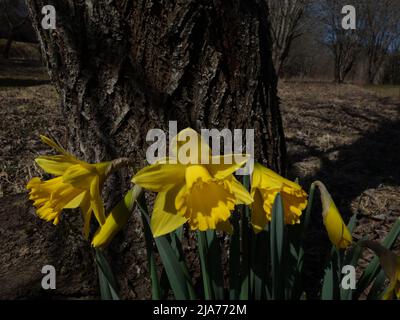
xmin=151 ymin=184 xmax=188 ymax=237
xmin=185 ymin=165 xmax=213 ymax=189
xmin=252 ymin=163 xmax=301 ymax=190
xmin=324 ymin=201 xmax=352 ymax=249
xmin=171 ymin=128 xmax=211 ymax=164
xmin=80 ymin=193 xmax=92 ymax=238
xmin=206 ymin=154 xmax=249 ymax=179
xmin=90 ymin=175 xmax=106 ymax=225
xmin=64 ymin=191 xmax=86 ymax=209
xmin=230 ymin=176 xmax=253 ymax=205
xmin=35 ymin=155 xmax=76 ymax=176
xmin=133 ymin=162 xmax=186 ymax=192
xmin=94 ymin=162 xmax=111 ymax=176
xmin=62 ymin=164 xmax=96 ymax=188
xmin=40 ymin=135 xmax=72 ymax=157
xmin=251 ymin=188 xmax=270 ymax=233
xmin=92 ymin=185 xmax=142 ymax=247
xmin=251 ymin=163 xmax=308 ymax=227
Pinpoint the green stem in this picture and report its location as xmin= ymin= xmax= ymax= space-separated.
xmin=240 ymin=175 xmax=251 ymax=300
xmin=229 ymin=212 xmax=241 ymax=300
xmin=139 ymin=194 xmax=161 ymax=300
xmin=197 ymin=231 xmax=213 ymax=300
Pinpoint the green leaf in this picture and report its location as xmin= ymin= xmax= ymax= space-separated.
xmin=229 ymin=212 xmax=241 ymax=300
xmin=197 ymin=231 xmax=213 ymax=300
xmin=302 ymin=183 xmax=316 ymax=234
xmin=159 ymin=268 xmax=171 ymax=299
xmin=139 ymin=194 xmax=161 ymax=300
xmin=285 ymin=239 xmax=301 ymax=299
xmin=340 ymin=240 xmax=364 ymax=300
xmin=240 ymin=175 xmax=251 ymax=300
xmin=170 ymin=231 xmax=197 ymax=300
xmin=366 ymin=270 xmax=387 ymax=300
xmin=270 ymin=193 xmax=285 ymax=299
xmin=95 ymin=249 xmax=120 ymax=300
xmin=288 ymin=185 xmax=316 ymax=300
xmin=321 ymin=248 xmax=340 ymax=300
xmin=138 ymin=203 xmax=195 ymax=300
xmin=252 ymin=231 xmax=269 ymax=300
xmin=206 ymin=230 xmax=225 ymax=299
xmin=354 ymin=218 xmax=400 ymax=299
xmin=347 ymin=214 xmax=358 ymax=234
xmin=197 ymin=230 xmax=225 ymax=300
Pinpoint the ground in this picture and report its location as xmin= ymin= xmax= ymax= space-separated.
xmin=281 ymin=81 xmax=400 ymax=296
xmin=0 ymin=43 xmax=399 ymax=299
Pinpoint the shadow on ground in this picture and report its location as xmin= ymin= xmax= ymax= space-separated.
xmin=280 ymin=82 xmax=400 ymax=298
xmin=0 ymin=78 xmax=50 ymax=87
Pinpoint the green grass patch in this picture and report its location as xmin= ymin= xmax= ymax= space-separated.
xmin=364 ymin=84 xmax=400 ymax=99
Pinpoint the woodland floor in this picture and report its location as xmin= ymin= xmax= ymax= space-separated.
xmin=0 ymin=49 xmax=399 ymax=299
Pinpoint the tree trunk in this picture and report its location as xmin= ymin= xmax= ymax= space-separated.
xmin=334 ymin=59 xmax=343 ymax=84
xmin=3 ymin=32 xmax=13 ymax=59
xmin=26 ymin=0 xmax=286 ymax=298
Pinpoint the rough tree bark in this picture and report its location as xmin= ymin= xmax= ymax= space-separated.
xmin=26 ymin=0 xmax=287 ymax=298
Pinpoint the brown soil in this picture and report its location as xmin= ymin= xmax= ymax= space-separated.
xmin=281 ymin=80 xmax=400 ymax=246
xmin=280 ymin=81 xmax=400 ymax=297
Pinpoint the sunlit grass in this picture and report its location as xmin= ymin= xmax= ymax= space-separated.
xmin=364 ymin=84 xmax=400 ymax=99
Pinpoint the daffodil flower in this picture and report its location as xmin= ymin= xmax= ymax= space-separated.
xmin=383 ymin=257 xmax=400 ymax=300
xmin=27 ymin=135 xmax=110 ymax=237
xmin=132 ymin=128 xmax=253 ymax=237
xmin=360 ymin=240 xmax=400 ymax=300
xmin=314 ymin=181 xmax=352 ymax=249
xmin=250 ymin=163 xmax=308 ymax=232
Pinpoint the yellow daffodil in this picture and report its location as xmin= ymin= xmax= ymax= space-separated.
xmin=314 ymin=181 xmax=352 ymax=249
xmin=27 ymin=135 xmax=110 ymax=237
xmin=132 ymin=128 xmax=253 ymax=237
xmin=250 ymin=163 xmax=308 ymax=232
xmin=360 ymin=240 xmax=400 ymax=300
xmin=383 ymin=257 xmax=400 ymax=300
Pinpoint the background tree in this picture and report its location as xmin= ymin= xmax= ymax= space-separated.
xmin=0 ymin=0 xmax=36 ymax=58
xmin=266 ymin=0 xmax=311 ymax=76
xmin=383 ymin=50 xmax=400 ymax=85
xmin=283 ymin=18 xmax=332 ymax=79
xmin=316 ymin=0 xmax=361 ymax=84
xmin=359 ymin=0 xmax=400 ymax=84
xmin=26 ymin=0 xmax=287 ymax=297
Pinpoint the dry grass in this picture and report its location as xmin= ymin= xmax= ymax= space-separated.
xmin=279 ymin=80 xmax=400 ymax=295
xmin=0 ymin=39 xmax=41 ymax=61
xmin=364 ymin=85 xmax=400 ymax=99
xmin=279 ymin=81 xmax=400 ymax=239
xmin=0 ymin=57 xmax=63 ymax=197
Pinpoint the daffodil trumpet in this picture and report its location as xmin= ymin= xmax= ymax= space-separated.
xmin=26 ymin=135 xmax=133 ymax=238
xmin=132 ymin=128 xmax=253 ymax=238
xmin=250 ymin=163 xmax=308 ymax=233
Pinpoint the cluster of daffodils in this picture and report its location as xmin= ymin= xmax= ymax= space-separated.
xmin=27 ymin=130 xmax=350 ymax=247
xmin=26 ymin=129 xmax=399 ymax=300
